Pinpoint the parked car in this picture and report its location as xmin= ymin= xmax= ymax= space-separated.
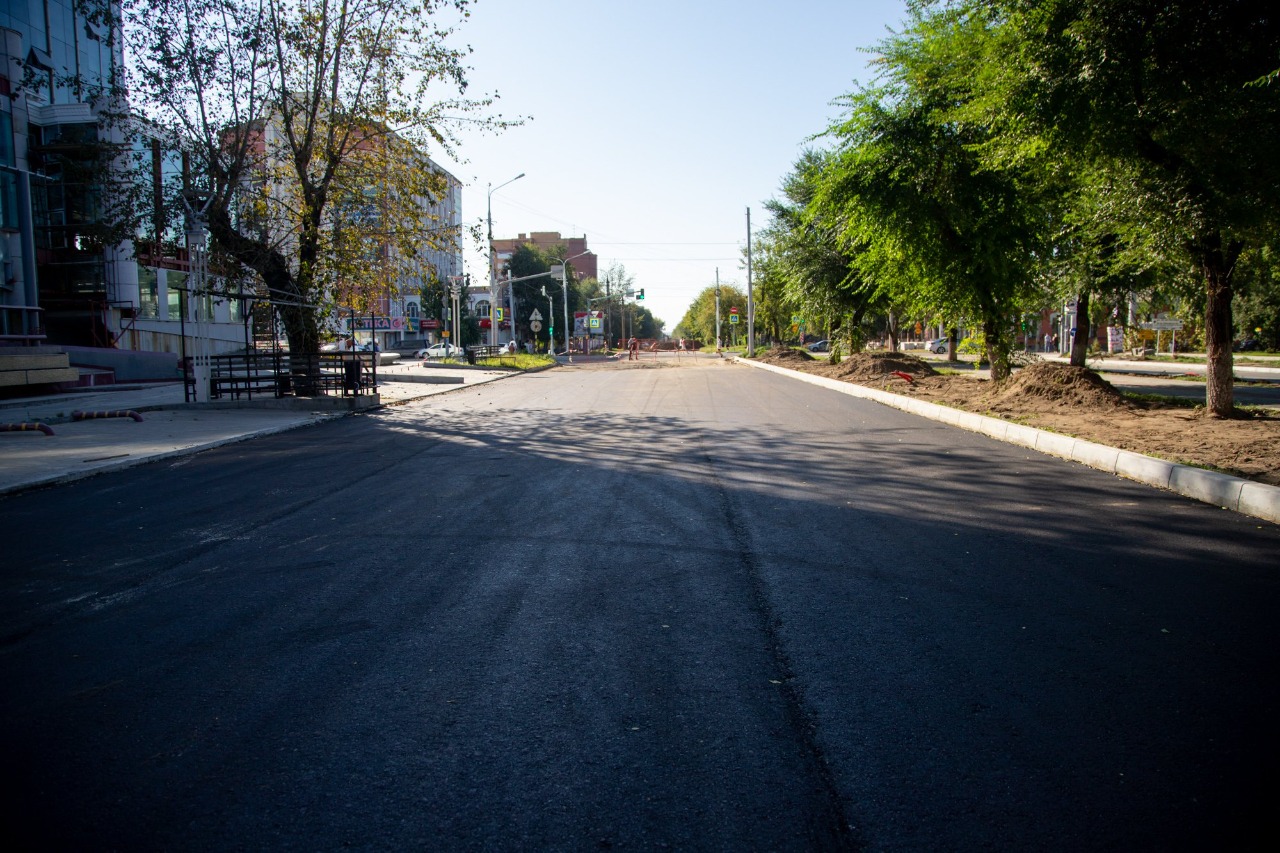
xmin=925 ymin=338 xmax=949 ymax=354
xmin=1234 ymin=338 xmax=1261 ymax=352
xmin=807 ymin=340 xmax=829 ymax=353
xmin=416 ymin=342 xmax=465 ymax=360
xmin=388 ymin=339 xmax=430 ymax=355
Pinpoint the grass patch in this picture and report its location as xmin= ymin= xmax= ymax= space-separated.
xmin=1121 ymin=390 xmax=1202 ymax=408
xmin=474 ymin=353 xmax=556 ymax=369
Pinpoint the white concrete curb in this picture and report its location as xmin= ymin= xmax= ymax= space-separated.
xmin=739 ymin=358 xmax=1280 ymax=525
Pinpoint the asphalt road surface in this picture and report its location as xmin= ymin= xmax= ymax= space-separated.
xmin=2 ymin=355 xmax=1277 ymax=851
xmin=1101 ymin=372 xmax=1280 ymax=408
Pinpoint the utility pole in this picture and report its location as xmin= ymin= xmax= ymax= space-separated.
xmin=746 ymin=207 xmax=754 ymax=357
xmin=487 ymin=173 xmax=524 ymax=347
xmin=604 ymin=274 xmax=612 ymax=348
xmin=715 ymin=268 xmax=722 ymax=354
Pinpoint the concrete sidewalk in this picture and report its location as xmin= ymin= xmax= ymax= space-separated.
xmin=0 ymin=362 xmax=515 ymax=496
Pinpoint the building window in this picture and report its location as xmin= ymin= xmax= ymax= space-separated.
xmin=0 ymin=170 xmax=18 ymax=231
xmin=0 ymin=109 xmax=13 ymax=230
xmin=166 ymin=271 xmax=187 ymax=319
xmin=138 ymin=266 xmax=158 ymax=318
xmin=0 ymin=111 xmax=14 ymax=167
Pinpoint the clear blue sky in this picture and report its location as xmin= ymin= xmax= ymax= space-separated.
xmin=434 ymin=0 xmax=910 ymax=332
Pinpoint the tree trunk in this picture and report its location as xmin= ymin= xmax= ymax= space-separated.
xmin=984 ymin=315 xmax=1011 ymax=382
xmin=947 ymin=326 xmax=959 ymax=363
xmin=1070 ymin=292 xmax=1090 ymax=367
xmin=886 ymin=310 xmax=900 ymax=353
xmin=208 ymin=206 xmax=322 ymax=395
xmin=1201 ymin=233 xmax=1240 ymax=417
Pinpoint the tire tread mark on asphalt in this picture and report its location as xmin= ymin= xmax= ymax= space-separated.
xmin=699 ymin=443 xmax=863 ymax=851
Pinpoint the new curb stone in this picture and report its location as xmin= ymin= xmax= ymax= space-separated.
xmin=738 ymin=358 xmax=1280 ymax=525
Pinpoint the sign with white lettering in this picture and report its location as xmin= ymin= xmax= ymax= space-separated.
xmin=342 ymin=316 xmax=406 ymax=332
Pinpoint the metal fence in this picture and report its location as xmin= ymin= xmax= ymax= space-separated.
xmin=184 ymin=352 xmax=376 ymax=401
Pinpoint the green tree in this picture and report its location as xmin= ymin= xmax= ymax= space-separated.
xmin=814 ymin=8 xmax=1050 ymax=380
xmin=676 ymin=284 xmax=748 ymax=347
xmin=505 ymin=243 xmax=556 ymax=348
xmin=634 ymin=308 xmax=663 ymax=340
xmin=113 ymin=0 xmax=512 ymax=390
xmin=764 ymin=150 xmax=893 ymax=352
xmin=985 ymin=0 xmax=1280 ymax=414
xmin=599 ymin=262 xmax=636 ymax=345
xmin=746 ymin=232 xmax=795 ymax=347
xmin=1234 ymin=243 xmax=1280 ymax=351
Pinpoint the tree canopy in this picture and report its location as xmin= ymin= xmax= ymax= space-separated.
xmin=676 ymin=284 xmax=749 ymax=346
xmin=751 ymin=0 xmax=1280 ymax=409
xmin=102 ymin=0 xmax=514 ymax=387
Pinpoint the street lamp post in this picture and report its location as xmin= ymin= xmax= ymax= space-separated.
xmin=487 ymin=172 xmax=524 ymax=346
xmin=541 ymin=285 xmax=555 ymax=355
xmin=551 ymin=250 xmax=591 ymax=362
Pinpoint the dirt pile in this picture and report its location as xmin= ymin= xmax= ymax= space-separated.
xmin=759 ymin=346 xmax=815 ymax=365
xmin=988 ymin=362 xmax=1128 ymax=412
xmin=825 ymin=352 xmax=939 ymax=382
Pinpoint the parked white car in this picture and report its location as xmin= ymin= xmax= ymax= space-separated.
xmin=416 ymin=342 xmax=465 ymax=360
xmin=926 ymin=338 xmax=949 ymax=354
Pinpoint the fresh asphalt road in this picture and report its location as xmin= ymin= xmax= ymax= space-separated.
xmin=1102 ymin=372 xmax=1280 ymax=407
xmin=2 ymin=356 xmax=1277 ymax=850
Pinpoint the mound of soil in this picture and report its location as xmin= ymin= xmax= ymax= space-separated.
xmin=989 ymin=362 xmax=1127 ymax=412
xmin=759 ymin=346 xmax=815 ymax=364
xmin=825 ymin=352 xmax=939 ymax=382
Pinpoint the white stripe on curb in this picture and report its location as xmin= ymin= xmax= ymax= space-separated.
xmin=739 ymin=358 xmax=1280 ymax=525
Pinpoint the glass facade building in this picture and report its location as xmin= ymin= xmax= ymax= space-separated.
xmin=2 ymin=2 xmax=463 ymax=359
xmin=2 ymin=1 xmax=122 ymax=346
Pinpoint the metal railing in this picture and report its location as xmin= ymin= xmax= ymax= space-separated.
xmin=183 ymin=351 xmax=377 ymax=400
xmin=0 ymin=305 xmax=46 ymax=343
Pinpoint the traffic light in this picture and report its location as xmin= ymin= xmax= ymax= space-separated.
xmin=636 ymin=288 xmax=645 ymax=300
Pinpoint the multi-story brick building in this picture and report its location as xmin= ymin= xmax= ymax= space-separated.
xmin=477 ymin=232 xmax=596 ymax=348
xmin=490 ymin=232 xmax=597 ymax=282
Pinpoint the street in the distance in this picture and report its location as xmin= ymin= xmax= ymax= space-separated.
xmin=2 ymin=358 xmax=1277 ymax=850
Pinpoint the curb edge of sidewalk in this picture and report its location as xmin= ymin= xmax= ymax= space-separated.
xmin=737 ymin=357 xmax=1280 ymax=526
xmin=0 ymin=414 xmax=344 ymax=498
xmin=1 ymin=366 xmax=542 ymax=498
